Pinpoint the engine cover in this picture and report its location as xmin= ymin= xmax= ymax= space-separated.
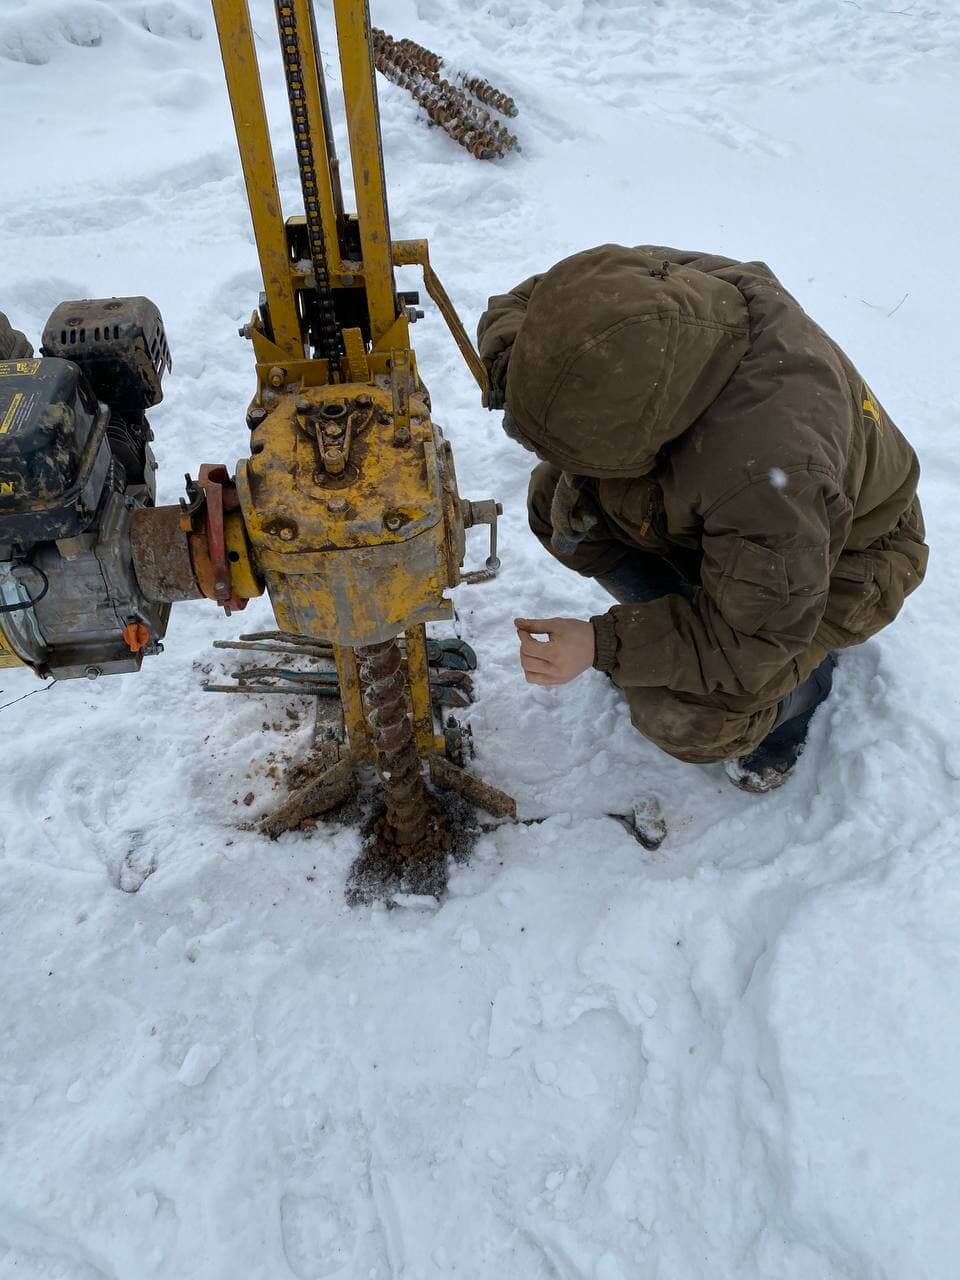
xmin=0 ymin=357 xmax=111 ymax=545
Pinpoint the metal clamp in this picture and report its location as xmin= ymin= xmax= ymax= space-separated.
xmin=460 ymin=498 xmax=502 ymax=584
xmin=179 ymin=464 xmax=248 ymax=615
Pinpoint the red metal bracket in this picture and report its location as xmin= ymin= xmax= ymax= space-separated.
xmin=183 ymin=465 xmax=248 ymax=615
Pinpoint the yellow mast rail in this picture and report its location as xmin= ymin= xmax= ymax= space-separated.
xmin=210 ymin=0 xmax=303 ymax=360
xmin=333 ymin=0 xmax=399 ymax=347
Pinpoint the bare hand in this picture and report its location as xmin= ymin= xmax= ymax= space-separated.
xmin=515 ymin=617 xmax=596 ymax=686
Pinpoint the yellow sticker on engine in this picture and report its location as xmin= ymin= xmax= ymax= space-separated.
xmin=0 ymin=392 xmax=23 ymax=435
xmin=0 ymin=360 xmax=41 ymax=377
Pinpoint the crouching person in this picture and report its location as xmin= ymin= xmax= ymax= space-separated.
xmin=478 ymin=246 xmax=928 ymax=791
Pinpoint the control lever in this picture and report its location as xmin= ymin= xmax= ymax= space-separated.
xmin=460 ymin=499 xmax=502 ymax=584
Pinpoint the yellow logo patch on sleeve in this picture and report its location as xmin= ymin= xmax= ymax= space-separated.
xmin=861 ymin=385 xmax=882 ymax=427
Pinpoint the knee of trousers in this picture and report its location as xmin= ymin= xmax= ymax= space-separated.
xmin=623 ymin=685 xmax=779 ymax=764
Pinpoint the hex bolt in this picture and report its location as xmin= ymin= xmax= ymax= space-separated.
xmin=327 ymin=497 xmax=347 ymax=514
xmin=325 ymin=423 xmax=344 ymax=439
xmin=279 ymin=525 xmax=296 ymax=542
xmin=268 ymin=366 xmax=287 ymax=388
xmin=384 ymin=513 xmax=402 ymax=531
xmin=247 ymin=407 xmax=267 ymax=427
xmin=84 ymin=666 xmax=102 ymax=681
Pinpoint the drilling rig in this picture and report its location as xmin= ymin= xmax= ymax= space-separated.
xmin=0 ymin=0 xmax=513 ymax=883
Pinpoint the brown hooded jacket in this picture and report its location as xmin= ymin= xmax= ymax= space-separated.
xmin=478 ymin=245 xmax=927 ymax=699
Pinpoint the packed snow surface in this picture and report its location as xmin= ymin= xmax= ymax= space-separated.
xmin=2 ymin=0 xmax=960 ymax=1276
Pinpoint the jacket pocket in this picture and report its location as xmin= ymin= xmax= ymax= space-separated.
xmin=823 ymin=551 xmax=884 ymax=641
xmin=600 ymin=477 xmax=667 ymax=551
xmin=718 ymin=537 xmax=789 ymax=636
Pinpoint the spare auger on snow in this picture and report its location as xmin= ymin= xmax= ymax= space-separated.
xmin=0 ymin=0 xmax=515 ymax=891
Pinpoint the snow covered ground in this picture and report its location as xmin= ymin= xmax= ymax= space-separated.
xmin=2 ymin=0 xmax=960 ymax=1275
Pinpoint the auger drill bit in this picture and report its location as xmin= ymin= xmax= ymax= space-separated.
xmin=395 ymin=34 xmax=442 ymax=73
xmin=456 ymin=74 xmax=518 ymax=119
xmin=371 ymin=27 xmax=519 ymax=160
xmin=358 ymin=638 xmax=434 ymax=854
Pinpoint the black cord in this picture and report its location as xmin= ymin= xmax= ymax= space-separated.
xmin=0 ymin=564 xmax=49 ymax=614
xmin=0 ymin=681 xmax=56 ymax=713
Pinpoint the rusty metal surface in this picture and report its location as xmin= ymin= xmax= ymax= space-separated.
xmin=429 ymin=755 xmax=517 ymax=819
xmin=404 ymin=623 xmax=436 ymax=755
xmin=358 ymin=637 xmax=435 ymax=850
xmin=456 ymin=73 xmax=517 ymax=119
xmin=129 ymin=505 xmax=204 ymax=603
xmin=371 ymin=28 xmax=519 ymax=160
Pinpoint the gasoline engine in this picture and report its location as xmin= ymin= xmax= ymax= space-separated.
xmin=0 ymin=299 xmax=172 ymax=680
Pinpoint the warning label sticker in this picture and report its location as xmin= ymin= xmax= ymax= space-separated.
xmin=0 ymin=388 xmax=35 ymax=437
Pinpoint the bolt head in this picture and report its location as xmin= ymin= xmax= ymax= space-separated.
xmin=268 ymin=366 xmax=286 ymax=389
xmin=385 ymin=514 xmax=402 ymax=531
xmin=84 ymin=666 xmax=102 ymax=681
xmin=279 ymin=525 xmax=296 ymax=541
xmin=327 ymin=497 xmax=347 ymax=514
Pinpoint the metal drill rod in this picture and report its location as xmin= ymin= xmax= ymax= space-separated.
xmin=357 ymin=638 xmax=432 ymax=849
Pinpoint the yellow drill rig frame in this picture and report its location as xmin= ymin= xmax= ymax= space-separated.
xmin=133 ymin=0 xmax=514 ymax=865
xmin=0 ymin=0 xmax=513 ymax=877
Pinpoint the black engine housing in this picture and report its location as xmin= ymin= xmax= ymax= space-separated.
xmin=0 ymin=357 xmax=110 ymax=545
xmin=0 ymin=297 xmax=173 ymax=679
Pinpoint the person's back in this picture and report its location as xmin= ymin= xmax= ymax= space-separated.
xmin=479 ymin=244 xmax=928 ymax=790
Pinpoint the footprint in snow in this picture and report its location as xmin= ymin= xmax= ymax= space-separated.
xmin=116 ymin=834 xmax=157 ymax=893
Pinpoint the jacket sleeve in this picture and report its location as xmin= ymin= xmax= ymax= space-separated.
xmin=476 ymin=274 xmax=541 ymax=409
xmin=591 ymin=469 xmax=852 ymax=696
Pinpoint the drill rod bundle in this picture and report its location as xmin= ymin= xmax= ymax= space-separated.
xmin=371 ymin=27 xmax=519 ymax=160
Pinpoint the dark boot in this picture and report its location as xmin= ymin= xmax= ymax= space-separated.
xmin=725 ymin=654 xmax=837 ymax=793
